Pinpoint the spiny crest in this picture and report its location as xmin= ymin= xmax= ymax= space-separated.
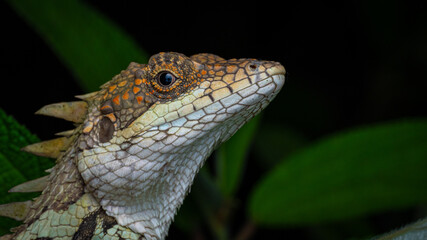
xmin=20 ymin=93 xmax=92 ymax=158
xmin=8 ymin=176 xmax=48 ymax=193
xmin=35 ymin=101 xmax=88 ymax=123
xmin=21 ymin=137 xmax=72 ymax=158
xmin=0 ymin=201 xmax=32 ymax=221
xmin=0 ymin=94 xmax=92 ymax=222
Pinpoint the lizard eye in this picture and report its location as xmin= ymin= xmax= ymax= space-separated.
xmin=157 ymin=71 xmax=176 ymax=86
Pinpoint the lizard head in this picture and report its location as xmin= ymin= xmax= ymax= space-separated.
xmin=76 ymin=52 xmax=285 ymax=239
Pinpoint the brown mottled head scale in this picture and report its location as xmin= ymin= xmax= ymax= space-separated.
xmin=98 ymin=53 xmax=199 ymax=128
xmin=80 ymin=52 xmax=203 ymax=147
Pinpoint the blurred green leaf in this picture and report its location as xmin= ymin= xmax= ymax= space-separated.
xmin=0 ymin=109 xmax=54 ymax=235
xmin=254 ymin=123 xmax=307 ymax=169
xmin=6 ymin=0 xmax=148 ymax=92
xmin=174 ymin=169 xmax=221 ymax=234
xmin=249 ymin=119 xmax=427 ymax=226
xmin=216 ymin=115 xmax=260 ymax=198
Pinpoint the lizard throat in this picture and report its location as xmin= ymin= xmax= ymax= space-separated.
xmin=77 ymin=112 xmax=244 ymax=239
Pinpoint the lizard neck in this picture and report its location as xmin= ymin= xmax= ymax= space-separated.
xmin=78 ymin=127 xmax=218 ymax=240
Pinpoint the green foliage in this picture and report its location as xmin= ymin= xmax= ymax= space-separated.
xmin=6 ymin=0 xmax=148 ymax=92
xmin=0 ymin=109 xmax=54 ymax=235
xmin=216 ymin=115 xmax=261 ymax=198
xmin=254 ymin=123 xmax=307 ymax=169
xmin=249 ymin=119 xmax=427 ymax=226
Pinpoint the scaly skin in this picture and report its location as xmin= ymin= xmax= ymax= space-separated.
xmin=1 ymin=52 xmax=285 ymax=240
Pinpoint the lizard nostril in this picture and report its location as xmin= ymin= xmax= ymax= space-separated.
xmin=248 ymin=61 xmax=260 ymax=71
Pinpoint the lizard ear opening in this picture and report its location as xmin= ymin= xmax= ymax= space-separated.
xmin=99 ymin=117 xmax=115 ymax=143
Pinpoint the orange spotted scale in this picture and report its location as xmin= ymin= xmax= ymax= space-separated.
xmin=96 ymin=52 xmax=205 ymax=129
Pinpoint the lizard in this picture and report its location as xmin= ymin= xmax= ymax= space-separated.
xmin=0 ymin=52 xmax=285 ymax=240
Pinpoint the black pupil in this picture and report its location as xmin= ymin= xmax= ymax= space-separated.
xmin=159 ymin=72 xmax=174 ymax=86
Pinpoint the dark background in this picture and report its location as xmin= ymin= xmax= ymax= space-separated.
xmin=1 ymin=1 xmax=426 ymax=239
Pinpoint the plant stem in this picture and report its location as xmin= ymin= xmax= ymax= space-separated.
xmin=235 ymin=220 xmax=256 ymax=240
